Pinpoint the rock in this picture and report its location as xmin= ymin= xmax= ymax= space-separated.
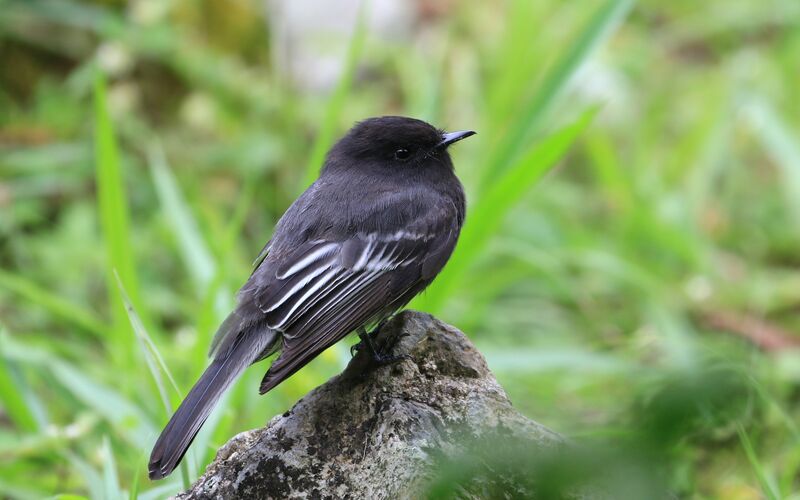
xmin=178 ymin=311 xmax=563 ymax=499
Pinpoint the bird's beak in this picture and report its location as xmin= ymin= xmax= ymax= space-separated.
xmin=438 ymin=130 xmax=476 ymax=148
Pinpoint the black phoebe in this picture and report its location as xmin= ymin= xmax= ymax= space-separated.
xmin=148 ymin=116 xmax=475 ymax=480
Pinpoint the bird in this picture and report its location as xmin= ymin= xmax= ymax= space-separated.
xmin=148 ymin=116 xmax=475 ymax=480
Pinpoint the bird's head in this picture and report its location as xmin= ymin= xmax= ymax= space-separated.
xmin=324 ymin=116 xmax=475 ymax=174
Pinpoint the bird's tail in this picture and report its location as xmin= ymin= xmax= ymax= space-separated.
xmin=148 ymin=327 xmax=277 ymax=480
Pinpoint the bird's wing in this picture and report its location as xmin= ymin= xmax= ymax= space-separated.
xmin=250 ymin=225 xmax=456 ymax=393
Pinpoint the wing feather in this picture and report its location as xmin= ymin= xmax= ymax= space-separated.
xmin=259 ymin=272 xmax=393 ymax=393
xmin=258 ymin=233 xmax=428 ymax=331
xmin=232 ymin=221 xmax=459 ymax=395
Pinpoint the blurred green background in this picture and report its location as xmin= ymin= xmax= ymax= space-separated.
xmin=1 ymin=0 xmax=800 ymax=498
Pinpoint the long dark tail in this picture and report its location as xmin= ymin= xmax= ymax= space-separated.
xmin=148 ymin=328 xmax=277 ymax=480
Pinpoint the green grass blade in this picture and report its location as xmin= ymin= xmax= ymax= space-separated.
xmin=737 ymin=425 xmax=780 ymax=500
xmin=101 ymin=436 xmax=123 ymax=500
xmin=743 ymin=96 xmax=800 ymax=220
xmin=50 ymin=360 xmax=156 ymax=445
xmin=114 ymin=273 xmax=193 ymax=489
xmin=479 ymin=0 xmax=633 ymax=188
xmin=395 ymin=45 xmax=444 ymax=122
xmin=1 ymin=333 xmax=156 ymax=446
xmin=115 ymin=273 xmax=179 ymax=410
xmin=128 ymin=465 xmax=140 ymax=500
xmin=483 ymin=0 xmax=543 ymax=132
xmin=417 ymin=108 xmax=597 ymax=312
xmin=0 ymin=269 xmax=106 ymax=339
xmin=62 ymin=450 xmax=105 ymax=500
xmin=94 ymin=70 xmax=142 ymax=349
xmin=136 ymin=482 xmax=184 ymax=500
xmin=0 ymin=479 xmax=49 ymax=500
xmin=147 ymin=144 xmax=230 ymax=318
xmin=299 ymin=5 xmax=368 ymax=189
xmin=0 ymin=328 xmax=38 ymax=432
xmin=194 ymin=182 xmax=254 ymax=354
xmin=584 ymin=131 xmax=635 ymax=214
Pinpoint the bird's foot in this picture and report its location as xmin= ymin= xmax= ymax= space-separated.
xmin=350 ymin=318 xmax=387 ymax=356
xmin=351 ymin=319 xmax=409 ymax=366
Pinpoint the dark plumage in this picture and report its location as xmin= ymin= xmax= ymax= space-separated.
xmin=148 ymin=116 xmax=474 ymax=480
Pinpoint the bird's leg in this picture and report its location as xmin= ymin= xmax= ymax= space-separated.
xmin=349 ymin=317 xmax=390 ymax=356
xmin=350 ymin=322 xmax=409 ymax=366
xmin=368 ymin=316 xmax=390 ymax=338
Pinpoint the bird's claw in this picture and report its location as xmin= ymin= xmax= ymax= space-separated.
xmin=350 ymin=319 xmax=410 ymax=366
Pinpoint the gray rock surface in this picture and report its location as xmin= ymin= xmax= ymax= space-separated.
xmin=178 ymin=310 xmax=563 ymax=499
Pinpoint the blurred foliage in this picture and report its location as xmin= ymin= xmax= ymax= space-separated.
xmin=1 ymin=0 xmax=800 ymax=498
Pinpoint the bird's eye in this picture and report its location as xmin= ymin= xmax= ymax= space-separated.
xmin=394 ymin=148 xmax=411 ymax=161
